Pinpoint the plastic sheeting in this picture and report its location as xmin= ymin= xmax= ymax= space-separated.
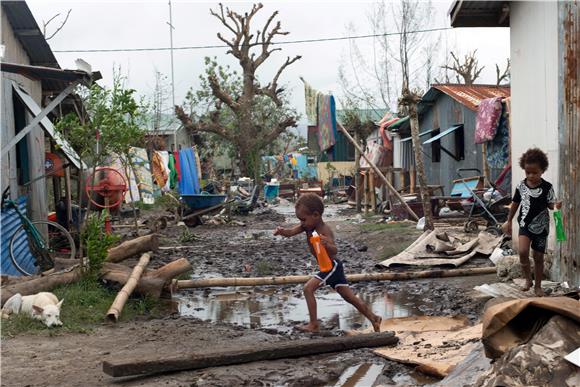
xmin=178 ymin=148 xmax=201 ymax=195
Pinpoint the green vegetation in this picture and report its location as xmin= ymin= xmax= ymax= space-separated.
xmin=84 ymin=213 xmax=119 ymax=276
xmin=178 ymin=228 xmax=198 ymax=244
xmin=1 ymin=277 xmax=162 ymax=337
xmin=256 ymin=260 xmax=273 ymax=276
xmin=360 ymin=222 xmax=411 ymax=232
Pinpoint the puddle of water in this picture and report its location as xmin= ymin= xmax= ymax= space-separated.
xmin=272 ymin=203 xmax=351 ymax=222
xmin=333 ymin=363 xmax=384 ymax=387
xmin=392 ymin=370 xmax=439 ymax=386
xmin=178 ymin=288 xmax=422 ymax=332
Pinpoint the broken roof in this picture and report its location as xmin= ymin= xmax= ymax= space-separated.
xmin=449 ymin=1 xmax=510 ymax=28
xmin=425 ymin=84 xmax=511 ymax=112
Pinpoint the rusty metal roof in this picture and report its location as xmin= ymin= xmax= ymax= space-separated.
xmin=426 ymin=84 xmax=511 ymax=111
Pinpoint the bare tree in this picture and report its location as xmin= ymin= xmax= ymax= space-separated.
xmin=176 ymin=3 xmax=300 ymax=180
xmin=396 ymin=0 xmax=435 ymax=230
xmin=442 ymin=50 xmax=485 ymax=85
xmin=338 ymin=0 xmax=438 ymax=113
xmin=496 ymin=58 xmax=511 ymax=85
xmin=43 ymin=10 xmax=71 ymax=40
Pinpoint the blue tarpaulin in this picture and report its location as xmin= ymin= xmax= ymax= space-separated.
xmin=178 ymin=148 xmax=201 ymax=195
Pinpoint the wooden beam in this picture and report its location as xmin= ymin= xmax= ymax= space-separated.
xmin=1 ymin=81 xmax=78 ymax=157
xmin=337 ymin=123 xmax=419 ymax=220
xmin=176 ymin=267 xmax=497 ymax=289
xmin=102 ymin=332 xmax=398 ymax=377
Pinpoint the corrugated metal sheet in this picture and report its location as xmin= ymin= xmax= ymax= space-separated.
xmin=554 ymin=1 xmax=579 ymax=287
xmin=1 ymin=196 xmax=36 ymax=276
xmin=1 ymin=2 xmax=59 ymax=68
xmin=449 ymin=1 xmax=509 ymax=28
xmin=429 ymin=84 xmax=511 ymax=111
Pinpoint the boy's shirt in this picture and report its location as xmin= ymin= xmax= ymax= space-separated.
xmin=512 ymin=178 xmax=556 ymax=235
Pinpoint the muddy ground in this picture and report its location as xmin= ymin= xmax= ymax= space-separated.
xmin=1 ymin=204 xmax=497 ymax=386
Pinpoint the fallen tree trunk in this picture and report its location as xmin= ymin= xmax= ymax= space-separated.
xmin=106 ymin=234 xmax=159 ymax=263
xmin=177 ymin=267 xmax=496 ymax=289
xmin=1 ymin=266 xmax=82 ymax=305
xmin=106 ymin=253 xmax=151 ymax=322
xmin=103 ymin=331 xmax=398 ymax=377
xmin=101 ymin=258 xmax=191 ymax=298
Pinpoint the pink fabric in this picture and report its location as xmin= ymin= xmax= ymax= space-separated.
xmin=475 ymin=97 xmax=503 ymax=144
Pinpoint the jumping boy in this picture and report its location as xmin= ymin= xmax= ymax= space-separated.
xmin=273 ymin=193 xmax=382 ymax=332
xmin=502 ymin=148 xmax=561 ymax=296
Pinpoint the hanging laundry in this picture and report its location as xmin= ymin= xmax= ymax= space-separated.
xmin=151 ymin=151 xmax=168 ymax=189
xmin=129 ymin=147 xmax=154 ymax=204
xmin=194 ymin=147 xmax=202 ymax=181
xmin=157 ymin=151 xmax=171 ymax=192
xmin=302 ymin=78 xmax=319 ymax=126
xmin=486 ymin=102 xmax=510 ymax=169
xmin=475 ymin=97 xmax=503 ymax=144
xmin=317 ymin=94 xmax=337 ymax=151
xmin=173 ymin=150 xmax=181 ymax=181
xmin=168 ymin=152 xmax=178 ymax=190
xmin=179 ymin=148 xmax=201 ymax=195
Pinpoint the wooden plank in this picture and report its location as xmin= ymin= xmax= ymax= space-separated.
xmin=102 ymin=332 xmax=398 ymax=377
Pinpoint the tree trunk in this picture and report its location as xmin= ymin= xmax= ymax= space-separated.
xmin=103 ymin=332 xmax=398 ymax=377
xmin=100 ymin=258 xmax=191 ymax=298
xmin=1 ymin=267 xmax=82 ymax=305
xmin=106 ymin=234 xmax=159 ymax=263
xmin=176 ymin=267 xmax=496 ymax=289
xmin=106 ymin=253 xmax=151 ymax=322
xmin=407 ymin=94 xmax=434 ymax=230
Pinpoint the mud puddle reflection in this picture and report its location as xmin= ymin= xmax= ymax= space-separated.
xmin=178 ymin=287 xmax=423 ymax=332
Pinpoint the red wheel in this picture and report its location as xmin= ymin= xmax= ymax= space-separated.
xmin=85 ymin=167 xmax=128 ymax=209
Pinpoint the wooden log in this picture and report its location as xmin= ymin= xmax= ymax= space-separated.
xmin=100 ymin=258 xmax=191 ymax=298
xmin=177 ymin=267 xmax=496 ymax=289
xmin=106 ymin=253 xmax=151 ymax=322
xmin=338 ymin=122 xmax=419 ymax=220
xmin=1 ymin=266 xmax=82 ymax=305
xmin=106 ymin=234 xmax=159 ymax=263
xmin=103 ymin=331 xmax=398 ymax=377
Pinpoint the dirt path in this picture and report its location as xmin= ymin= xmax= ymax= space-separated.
xmin=1 ymin=205 xmax=495 ymax=386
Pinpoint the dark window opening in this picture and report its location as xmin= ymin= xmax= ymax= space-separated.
xmin=454 ymin=125 xmax=465 ymax=160
xmin=13 ymin=94 xmax=29 ymax=185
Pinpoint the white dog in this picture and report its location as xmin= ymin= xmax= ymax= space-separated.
xmin=1 ymin=292 xmax=64 ymax=327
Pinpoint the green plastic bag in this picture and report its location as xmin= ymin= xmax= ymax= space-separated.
xmin=554 ymin=210 xmax=566 ymax=241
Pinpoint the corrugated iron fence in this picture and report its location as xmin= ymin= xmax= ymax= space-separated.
xmin=1 ymin=196 xmax=36 ymax=276
xmin=555 ymin=1 xmax=579 ymax=287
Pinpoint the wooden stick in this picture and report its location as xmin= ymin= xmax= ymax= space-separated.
xmin=106 ymin=253 xmax=151 ymax=322
xmin=370 ymin=171 xmax=376 ymax=212
xmin=176 ymin=267 xmax=496 ymax=289
xmin=337 ymin=123 xmax=419 ymax=220
xmin=103 ymin=331 xmax=398 ymax=377
xmin=106 ymin=234 xmax=159 ymax=263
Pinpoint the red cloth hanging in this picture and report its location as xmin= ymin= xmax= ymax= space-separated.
xmin=173 ymin=150 xmax=181 ymax=181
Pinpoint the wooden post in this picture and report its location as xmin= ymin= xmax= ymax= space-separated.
xmin=103 ymin=332 xmax=398 ymax=377
xmin=337 ymin=123 xmax=419 ymax=220
xmin=370 ymin=171 xmax=376 ymax=213
xmin=409 ymin=166 xmax=416 ymax=194
xmin=363 ymin=171 xmax=369 ymax=215
xmin=64 ymin=166 xmax=72 ymax=229
xmin=354 ymin=131 xmax=361 ymax=213
xmin=481 ymin=143 xmax=490 ymax=185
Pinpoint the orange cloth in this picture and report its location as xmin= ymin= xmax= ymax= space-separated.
xmin=151 ymin=151 xmax=168 ymax=188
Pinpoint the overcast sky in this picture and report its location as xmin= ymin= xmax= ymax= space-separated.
xmin=28 ymin=0 xmax=509 ymax=133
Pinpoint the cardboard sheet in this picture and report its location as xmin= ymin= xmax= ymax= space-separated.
xmin=378 ymin=228 xmax=502 ymax=268
xmin=356 ymin=316 xmax=481 ymax=378
xmin=481 ymin=296 xmax=580 ymax=359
